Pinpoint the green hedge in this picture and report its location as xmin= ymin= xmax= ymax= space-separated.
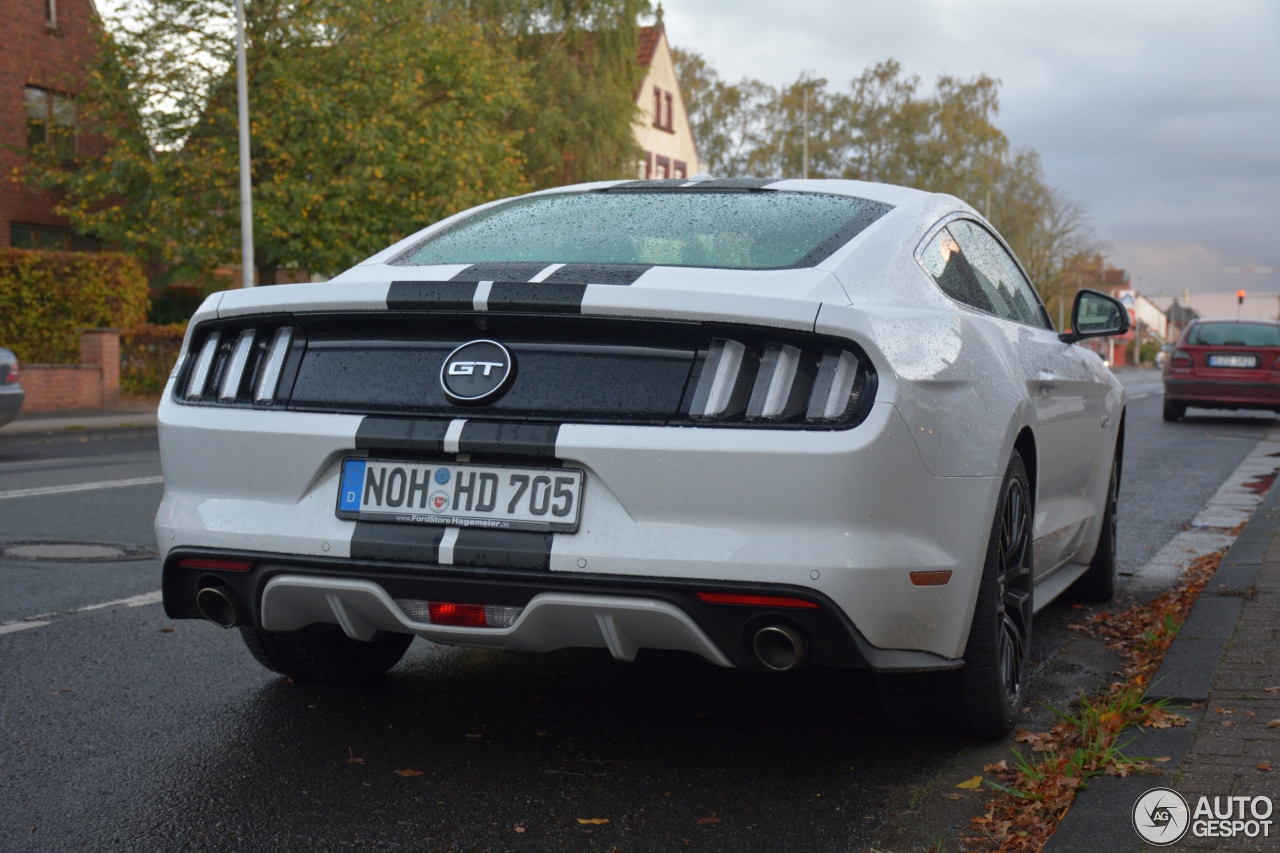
xmin=122 ymin=322 xmax=187 ymax=396
xmin=0 ymin=248 xmax=149 ymax=363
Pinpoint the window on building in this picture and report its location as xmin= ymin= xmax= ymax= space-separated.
xmin=653 ymin=87 xmax=662 ymax=128
xmin=673 ymin=160 xmax=687 ymax=180
xmin=664 ymin=92 xmax=674 ymax=130
xmin=11 ymin=223 xmax=99 ymax=252
xmin=46 ymin=0 xmax=57 ymax=27
xmin=638 ymin=151 xmax=653 ymax=180
xmin=654 ymin=155 xmax=670 ymax=179
xmin=24 ymin=87 xmax=77 ymax=155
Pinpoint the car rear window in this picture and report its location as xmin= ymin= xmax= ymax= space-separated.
xmin=394 ymin=190 xmax=891 ymax=270
xmin=1186 ymin=323 xmax=1280 ymax=347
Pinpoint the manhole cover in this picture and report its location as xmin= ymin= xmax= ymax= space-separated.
xmin=0 ymin=541 xmax=156 ymax=562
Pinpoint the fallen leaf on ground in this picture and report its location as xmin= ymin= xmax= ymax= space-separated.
xmin=576 ymin=818 xmax=609 ymax=825
xmin=983 ymin=760 xmax=1009 ymax=773
xmin=1267 ymin=720 xmax=1280 ymax=729
xmin=159 ymin=627 xmax=174 ymax=633
xmin=1152 ymin=756 xmax=1172 ymax=763
xmin=697 ymin=814 xmax=721 ymax=825
xmin=514 ymin=826 xmax=526 ymax=833
xmin=1259 ymin=763 xmax=1272 ymax=773
xmin=394 ymin=769 xmax=424 ymax=777
xmin=1216 ymin=707 xmax=1237 ymax=714
xmin=944 ymin=793 xmax=963 ymax=801
xmin=1264 ymin=686 xmax=1280 ymax=693
xmin=956 ymin=776 xmax=983 ymax=790
xmin=347 ymin=748 xmax=363 ymax=764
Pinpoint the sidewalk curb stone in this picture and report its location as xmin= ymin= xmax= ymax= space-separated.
xmin=1043 ymin=480 xmax=1280 ymax=852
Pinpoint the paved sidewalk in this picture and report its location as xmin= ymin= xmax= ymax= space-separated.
xmin=0 ymin=403 xmax=158 ymax=438
xmin=1046 ymin=480 xmax=1280 ymax=851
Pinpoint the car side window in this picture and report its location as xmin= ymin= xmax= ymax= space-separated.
xmin=918 ymin=226 xmax=996 ymax=315
xmin=946 ymin=220 xmax=1049 ymax=329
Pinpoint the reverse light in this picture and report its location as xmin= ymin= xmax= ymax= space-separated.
xmin=394 ymin=599 xmax=522 ymax=628
xmin=176 ymin=557 xmax=254 ymax=571
xmin=695 ymin=591 xmax=820 ymax=609
xmin=185 ymin=332 xmax=221 ymax=399
xmin=747 ymin=343 xmax=814 ymax=420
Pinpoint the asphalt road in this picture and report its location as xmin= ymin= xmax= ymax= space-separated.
xmin=0 ymin=379 xmax=1273 ymax=852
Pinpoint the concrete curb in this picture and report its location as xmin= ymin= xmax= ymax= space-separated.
xmin=1043 ymin=481 xmax=1280 ymax=853
xmin=0 ymin=409 xmax=158 ymax=442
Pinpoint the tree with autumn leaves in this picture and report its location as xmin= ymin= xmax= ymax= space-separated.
xmin=23 ymin=0 xmax=649 ymax=284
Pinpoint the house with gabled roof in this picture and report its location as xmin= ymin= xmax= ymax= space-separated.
xmin=633 ymin=9 xmax=699 ymax=180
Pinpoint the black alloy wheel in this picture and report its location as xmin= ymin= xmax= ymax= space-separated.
xmin=878 ymin=453 xmax=1033 ymax=738
xmin=995 ymin=473 xmax=1032 ymax=708
xmin=1076 ymin=451 xmax=1120 ymax=602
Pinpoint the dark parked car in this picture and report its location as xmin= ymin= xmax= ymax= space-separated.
xmin=1164 ymin=319 xmax=1280 ymax=421
xmin=0 ymin=347 xmax=23 ymax=427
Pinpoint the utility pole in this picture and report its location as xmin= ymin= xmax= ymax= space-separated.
xmin=235 ymin=0 xmax=255 ymax=288
xmin=800 ymin=77 xmax=827 ymax=180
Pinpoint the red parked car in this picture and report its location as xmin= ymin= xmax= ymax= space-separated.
xmin=1163 ymin=319 xmax=1280 ymax=421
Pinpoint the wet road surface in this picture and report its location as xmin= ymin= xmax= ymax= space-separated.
xmin=0 ymin=377 xmax=1273 ymax=851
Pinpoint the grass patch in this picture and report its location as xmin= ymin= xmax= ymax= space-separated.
xmin=964 ymin=550 xmax=1224 ymax=852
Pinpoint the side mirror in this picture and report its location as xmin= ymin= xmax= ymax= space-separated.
xmin=1161 ymin=343 xmax=1175 ymax=353
xmin=1059 ymin=289 xmax=1130 ymax=344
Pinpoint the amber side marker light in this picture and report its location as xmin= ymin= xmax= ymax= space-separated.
xmin=695 ymin=592 xmax=820 ymax=609
xmin=176 ymin=557 xmax=254 ymax=572
xmin=909 ymin=571 xmax=953 ymax=587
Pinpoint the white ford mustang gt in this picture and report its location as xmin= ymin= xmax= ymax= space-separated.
xmin=156 ymin=176 xmax=1129 ymax=738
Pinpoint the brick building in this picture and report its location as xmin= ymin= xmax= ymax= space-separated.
xmin=1 ymin=0 xmax=103 ymax=251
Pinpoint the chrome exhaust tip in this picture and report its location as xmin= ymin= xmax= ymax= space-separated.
xmin=752 ymin=624 xmax=806 ymax=671
xmin=196 ymin=586 xmax=243 ymax=629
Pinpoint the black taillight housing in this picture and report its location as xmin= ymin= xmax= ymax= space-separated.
xmin=1170 ymin=350 xmax=1193 ymax=369
xmin=684 ymin=335 xmax=876 ymax=428
xmin=177 ymin=317 xmax=303 ymax=407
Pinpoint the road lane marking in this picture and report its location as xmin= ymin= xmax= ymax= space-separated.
xmin=0 ymin=457 xmax=76 ymax=470
xmin=0 ymin=621 xmax=50 ymax=635
xmin=77 ymin=590 xmax=164 ymax=610
xmin=0 ymin=475 xmax=163 ymax=501
xmin=1 ymin=590 xmax=164 ymax=637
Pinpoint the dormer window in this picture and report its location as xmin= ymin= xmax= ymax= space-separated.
xmin=664 ymin=92 xmax=673 ymax=130
xmin=45 ymin=0 xmax=57 ymax=27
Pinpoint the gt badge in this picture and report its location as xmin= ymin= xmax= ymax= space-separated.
xmin=440 ymin=340 xmax=515 ymax=403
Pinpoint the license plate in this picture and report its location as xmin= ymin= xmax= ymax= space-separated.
xmin=1207 ymin=354 xmax=1258 ymax=368
xmin=337 ymin=458 xmax=584 ymax=533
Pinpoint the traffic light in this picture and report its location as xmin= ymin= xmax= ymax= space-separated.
xmin=1238 ymin=290 xmax=1246 ymax=305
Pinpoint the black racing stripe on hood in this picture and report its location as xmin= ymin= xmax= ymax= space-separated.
xmin=387 ymin=281 xmax=474 ymax=310
xmin=448 ymin=262 xmax=549 ymax=282
xmin=486 ymin=282 xmax=586 ymax=314
xmin=542 ymin=264 xmax=651 ymax=285
xmin=350 ymin=521 xmax=443 ymax=563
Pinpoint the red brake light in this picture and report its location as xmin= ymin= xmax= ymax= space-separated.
xmin=4 ymin=364 xmax=16 ymax=383
xmin=695 ymin=592 xmax=820 ymax=609
xmin=428 ymin=601 xmax=489 ymax=627
xmin=176 ymin=557 xmax=254 ymax=572
xmin=1171 ymin=350 xmax=1193 ymax=368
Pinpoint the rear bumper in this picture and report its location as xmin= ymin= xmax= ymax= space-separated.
xmin=1165 ymin=377 xmax=1280 ymax=409
xmin=0 ymin=387 xmax=23 ymax=426
xmin=162 ymin=549 xmax=963 ymax=672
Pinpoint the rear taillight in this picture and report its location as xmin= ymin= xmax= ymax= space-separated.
xmin=182 ymin=322 xmax=296 ymax=405
xmin=1171 ymin=350 xmax=1193 ymax=369
xmin=2 ymin=363 xmax=16 ymax=383
xmin=1272 ymin=356 xmax=1280 ymax=371
xmin=688 ymin=337 xmax=872 ymax=426
xmin=176 ymin=557 xmax=254 ymax=571
xmin=695 ymin=591 xmax=820 ymax=609
xmin=394 ymin=599 xmax=522 ymax=628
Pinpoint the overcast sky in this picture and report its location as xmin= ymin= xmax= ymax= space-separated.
xmin=664 ymin=0 xmax=1280 ymax=318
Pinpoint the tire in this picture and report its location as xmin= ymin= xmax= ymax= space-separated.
xmin=1162 ymin=399 xmax=1185 ymax=422
xmin=879 ymin=454 xmax=1034 ymax=739
xmin=239 ymin=625 xmax=413 ymax=682
xmin=1075 ymin=453 xmax=1119 ymax=603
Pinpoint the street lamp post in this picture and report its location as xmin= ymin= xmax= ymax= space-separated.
xmin=235 ymin=0 xmax=255 ymax=288
xmin=800 ymin=77 xmax=827 ymax=180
